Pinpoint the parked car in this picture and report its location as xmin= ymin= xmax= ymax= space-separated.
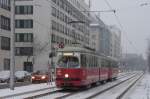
xmin=31 ymin=71 xmax=50 ymax=83
xmin=15 ymin=71 xmax=31 ymax=82
xmin=0 ymin=71 xmax=10 ymax=83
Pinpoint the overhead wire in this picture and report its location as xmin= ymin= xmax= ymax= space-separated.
xmin=103 ymin=0 xmax=140 ymax=54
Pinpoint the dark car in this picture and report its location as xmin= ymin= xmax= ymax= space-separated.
xmin=31 ymin=71 xmax=50 ymax=83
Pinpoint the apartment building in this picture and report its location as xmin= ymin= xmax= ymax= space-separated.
xmin=90 ymin=16 xmax=112 ymax=57
xmin=15 ymin=0 xmax=90 ymax=72
xmin=109 ymin=25 xmax=121 ymax=59
xmin=90 ymin=16 xmax=121 ymax=59
xmin=0 ymin=0 xmax=11 ymax=71
xmin=51 ymin=0 xmax=90 ymax=47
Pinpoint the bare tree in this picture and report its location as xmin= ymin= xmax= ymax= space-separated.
xmin=27 ymin=35 xmax=50 ymax=66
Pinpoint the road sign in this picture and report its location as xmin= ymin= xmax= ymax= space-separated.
xmin=58 ymin=42 xmax=64 ymax=48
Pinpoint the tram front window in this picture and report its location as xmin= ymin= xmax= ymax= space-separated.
xmin=58 ymin=56 xmax=79 ymax=68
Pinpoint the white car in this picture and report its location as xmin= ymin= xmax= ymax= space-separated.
xmin=15 ymin=71 xmax=31 ymax=82
xmin=0 ymin=71 xmax=10 ymax=83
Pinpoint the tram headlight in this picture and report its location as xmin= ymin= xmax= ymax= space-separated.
xmin=65 ymin=74 xmax=69 ymax=78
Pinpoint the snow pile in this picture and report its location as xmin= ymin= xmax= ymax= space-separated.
xmin=0 ymin=71 xmax=10 ymax=80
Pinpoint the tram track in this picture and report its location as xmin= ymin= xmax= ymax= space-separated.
xmin=52 ymin=72 xmax=141 ymax=99
xmin=33 ymin=72 xmax=140 ymax=99
xmin=86 ymin=73 xmax=143 ymax=99
xmin=116 ymin=73 xmax=144 ymax=99
xmin=53 ymin=72 xmax=140 ymax=99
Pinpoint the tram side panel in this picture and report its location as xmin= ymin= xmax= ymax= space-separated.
xmin=100 ymin=67 xmax=109 ymax=81
xmin=86 ymin=67 xmax=100 ymax=85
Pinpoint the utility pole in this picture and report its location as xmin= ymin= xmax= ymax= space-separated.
xmin=89 ymin=0 xmax=91 ymax=8
xmin=10 ymin=0 xmax=15 ymax=90
xmin=147 ymin=39 xmax=150 ymax=73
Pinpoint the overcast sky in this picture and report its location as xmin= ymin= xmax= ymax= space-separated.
xmin=85 ymin=0 xmax=150 ymax=57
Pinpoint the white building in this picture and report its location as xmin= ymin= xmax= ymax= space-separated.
xmin=15 ymin=0 xmax=90 ymax=72
xmin=109 ymin=25 xmax=121 ymax=59
xmin=90 ymin=16 xmax=121 ymax=59
xmin=90 ymin=15 xmax=112 ymax=56
xmin=0 ymin=0 xmax=11 ymax=71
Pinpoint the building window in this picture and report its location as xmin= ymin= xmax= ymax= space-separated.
xmin=4 ymin=59 xmax=10 ymax=70
xmin=15 ymin=5 xmax=33 ymax=15
xmin=0 ymin=0 xmax=10 ymax=10
xmin=15 ymin=19 xmax=33 ymax=28
xmin=1 ymin=36 xmax=10 ymax=50
xmin=15 ymin=47 xmax=33 ymax=56
xmin=15 ymin=33 xmax=33 ymax=42
xmin=0 ymin=15 xmax=10 ymax=30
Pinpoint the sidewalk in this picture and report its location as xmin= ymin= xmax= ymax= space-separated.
xmin=0 ymin=82 xmax=55 ymax=98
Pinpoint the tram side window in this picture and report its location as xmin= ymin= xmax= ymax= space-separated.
xmin=92 ymin=56 xmax=94 ymax=68
xmin=91 ymin=56 xmax=93 ymax=68
xmin=86 ymin=55 xmax=89 ymax=68
xmin=95 ymin=57 xmax=98 ymax=67
xmin=96 ymin=57 xmax=98 ymax=67
xmin=113 ymin=61 xmax=118 ymax=68
xmin=98 ymin=58 xmax=101 ymax=67
xmin=108 ymin=60 xmax=111 ymax=68
xmin=88 ymin=56 xmax=91 ymax=68
xmin=81 ymin=54 xmax=86 ymax=68
xmin=93 ymin=56 xmax=95 ymax=67
xmin=101 ymin=59 xmax=105 ymax=67
xmin=105 ymin=60 xmax=110 ymax=68
xmin=89 ymin=55 xmax=92 ymax=68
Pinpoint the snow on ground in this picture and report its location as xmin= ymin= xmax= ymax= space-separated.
xmin=128 ymin=74 xmax=150 ymax=99
xmin=0 ymin=82 xmax=55 ymax=98
xmin=6 ymin=87 xmax=58 ymax=99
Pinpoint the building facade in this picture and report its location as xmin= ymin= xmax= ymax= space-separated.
xmin=0 ymin=0 xmax=11 ymax=71
xmin=90 ymin=16 xmax=112 ymax=57
xmin=14 ymin=0 xmax=90 ymax=72
xmin=15 ymin=0 xmax=53 ymax=72
xmin=109 ymin=25 xmax=121 ymax=59
xmin=90 ymin=16 xmax=121 ymax=59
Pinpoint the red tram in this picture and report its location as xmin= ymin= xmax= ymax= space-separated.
xmin=55 ymin=44 xmax=119 ymax=88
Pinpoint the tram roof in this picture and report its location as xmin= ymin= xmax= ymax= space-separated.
xmin=57 ymin=44 xmax=118 ymax=61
